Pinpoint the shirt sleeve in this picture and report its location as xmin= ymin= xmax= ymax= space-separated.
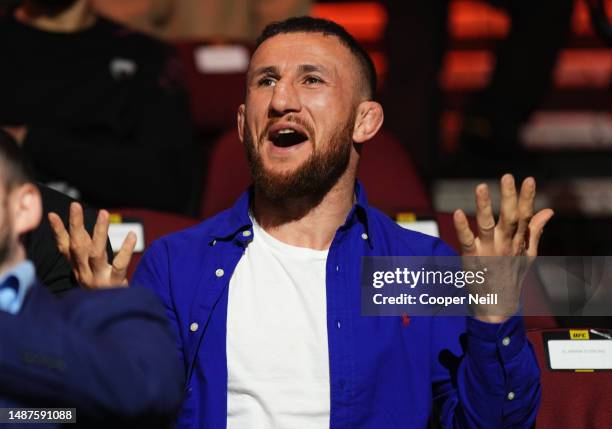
xmin=432 ymin=315 xmax=541 ymax=428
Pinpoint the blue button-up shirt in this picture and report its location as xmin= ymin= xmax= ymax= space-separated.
xmin=0 ymin=260 xmax=35 ymax=314
xmin=134 ymin=182 xmax=541 ymax=429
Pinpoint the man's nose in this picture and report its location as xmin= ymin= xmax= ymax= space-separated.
xmin=268 ymin=80 xmax=301 ymax=116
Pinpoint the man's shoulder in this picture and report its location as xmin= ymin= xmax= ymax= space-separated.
xmin=97 ymin=16 xmax=165 ymax=46
xmin=97 ymin=16 xmax=170 ymax=57
xmin=365 ymin=206 xmax=457 ymax=256
xmin=59 ymin=286 xmax=165 ymax=322
xmin=20 ymin=283 xmax=165 ymax=328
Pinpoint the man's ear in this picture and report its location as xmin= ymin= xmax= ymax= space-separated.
xmin=352 ymin=101 xmax=384 ymax=144
xmin=10 ymin=183 xmax=42 ymax=236
xmin=237 ymin=104 xmax=246 ymax=143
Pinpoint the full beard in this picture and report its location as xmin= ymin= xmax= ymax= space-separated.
xmin=243 ymin=113 xmax=355 ymax=205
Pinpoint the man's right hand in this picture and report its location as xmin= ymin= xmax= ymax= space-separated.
xmin=48 ymin=202 xmax=136 ymax=289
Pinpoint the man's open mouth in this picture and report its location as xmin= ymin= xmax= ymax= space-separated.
xmin=268 ymin=127 xmax=309 ymax=148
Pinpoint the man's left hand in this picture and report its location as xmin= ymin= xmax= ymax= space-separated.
xmin=453 ymin=174 xmax=554 ymax=323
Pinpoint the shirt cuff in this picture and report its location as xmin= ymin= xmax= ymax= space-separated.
xmin=466 ymin=315 xmax=527 ymax=364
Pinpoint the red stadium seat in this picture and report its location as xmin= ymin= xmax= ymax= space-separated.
xmin=111 ymin=208 xmax=198 ymax=280
xmin=200 ymin=130 xmax=251 ymax=219
xmin=175 ymin=41 xmax=252 ymax=136
xmin=358 ymin=130 xmax=431 ymax=214
xmin=200 ymin=129 xmax=431 ymax=218
xmin=528 ymin=328 xmax=612 ymax=428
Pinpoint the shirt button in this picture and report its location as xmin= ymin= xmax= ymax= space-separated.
xmin=190 ymin=322 xmax=199 ymax=332
xmin=336 ymin=320 xmax=341 ymax=329
xmin=502 ymin=336 xmax=511 ymax=346
xmin=242 ymin=230 xmax=252 ymax=237
xmin=507 ymin=391 xmax=515 ymax=401
xmin=215 ymin=268 xmax=224 ymax=277
xmin=212 ymin=240 xmax=217 ymax=246
xmin=361 ymin=233 xmax=368 ymax=240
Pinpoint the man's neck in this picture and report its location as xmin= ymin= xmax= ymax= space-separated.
xmin=0 ymin=248 xmax=25 ymax=279
xmin=15 ymin=0 xmax=96 ymax=33
xmin=252 ymin=165 xmax=357 ymax=251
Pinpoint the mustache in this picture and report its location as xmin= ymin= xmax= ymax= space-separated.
xmin=260 ymin=115 xmax=315 ymax=142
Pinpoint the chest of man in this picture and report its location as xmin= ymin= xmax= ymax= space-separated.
xmin=171 ymin=233 xmax=438 ymax=429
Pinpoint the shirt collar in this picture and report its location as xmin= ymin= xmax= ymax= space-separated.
xmin=0 ymin=260 xmax=36 ymax=313
xmin=208 ymin=180 xmax=373 ymax=247
xmin=206 ymin=187 xmax=254 ymax=245
xmin=343 ymin=180 xmax=374 ymax=248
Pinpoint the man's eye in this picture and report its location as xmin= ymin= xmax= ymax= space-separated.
xmin=258 ymin=78 xmax=276 ymax=87
xmin=304 ymin=76 xmax=323 ymax=85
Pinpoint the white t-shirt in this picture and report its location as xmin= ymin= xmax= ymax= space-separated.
xmin=227 ymin=218 xmax=330 ymax=429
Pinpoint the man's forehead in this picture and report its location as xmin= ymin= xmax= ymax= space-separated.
xmin=249 ymin=32 xmax=353 ymax=74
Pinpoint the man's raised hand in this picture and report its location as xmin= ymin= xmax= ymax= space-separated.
xmin=48 ymin=202 xmax=136 ymax=289
xmin=452 ymin=174 xmax=554 ymax=322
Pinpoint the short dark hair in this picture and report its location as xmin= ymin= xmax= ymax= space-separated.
xmin=0 ymin=129 xmax=32 ymax=191
xmin=256 ymin=16 xmax=377 ymax=100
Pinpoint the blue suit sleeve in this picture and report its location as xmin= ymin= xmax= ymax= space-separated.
xmin=0 ymin=286 xmax=185 ymax=421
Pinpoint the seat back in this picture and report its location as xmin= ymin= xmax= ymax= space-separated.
xmin=358 ymin=130 xmax=431 ymax=213
xmin=528 ymin=328 xmax=612 ymax=428
xmin=200 ymin=130 xmax=251 ymax=219
xmin=175 ymin=41 xmax=251 ymax=136
xmin=111 ymin=208 xmax=198 ymax=280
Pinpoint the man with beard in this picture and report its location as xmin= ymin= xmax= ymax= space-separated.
xmin=0 ymin=0 xmax=197 ymax=214
xmin=0 ymin=127 xmax=184 ymax=427
xmin=53 ymin=17 xmax=553 ymax=428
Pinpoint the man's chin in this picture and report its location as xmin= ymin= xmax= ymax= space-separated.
xmin=260 ymin=163 xmax=303 ymax=178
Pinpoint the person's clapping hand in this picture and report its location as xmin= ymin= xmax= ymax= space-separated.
xmin=49 ymin=202 xmax=136 ymax=289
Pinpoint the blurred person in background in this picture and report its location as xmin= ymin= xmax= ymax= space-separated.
xmin=0 ymin=133 xmax=184 ymax=428
xmin=0 ymin=0 xmax=199 ymax=214
xmin=91 ymin=0 xmax=311 ymax=42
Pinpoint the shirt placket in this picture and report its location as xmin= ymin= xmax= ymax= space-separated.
xmin=327 ymin=226 xmax=361 ymax=429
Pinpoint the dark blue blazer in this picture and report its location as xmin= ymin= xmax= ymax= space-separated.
xmin=0 ymin=283 xmax=185 ymax=428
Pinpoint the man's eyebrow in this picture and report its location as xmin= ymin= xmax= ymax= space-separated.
xmin=250 ymin=66 xmax=279 ymax=78
xmin=297 ymin=64 xmax=330 ymax=75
